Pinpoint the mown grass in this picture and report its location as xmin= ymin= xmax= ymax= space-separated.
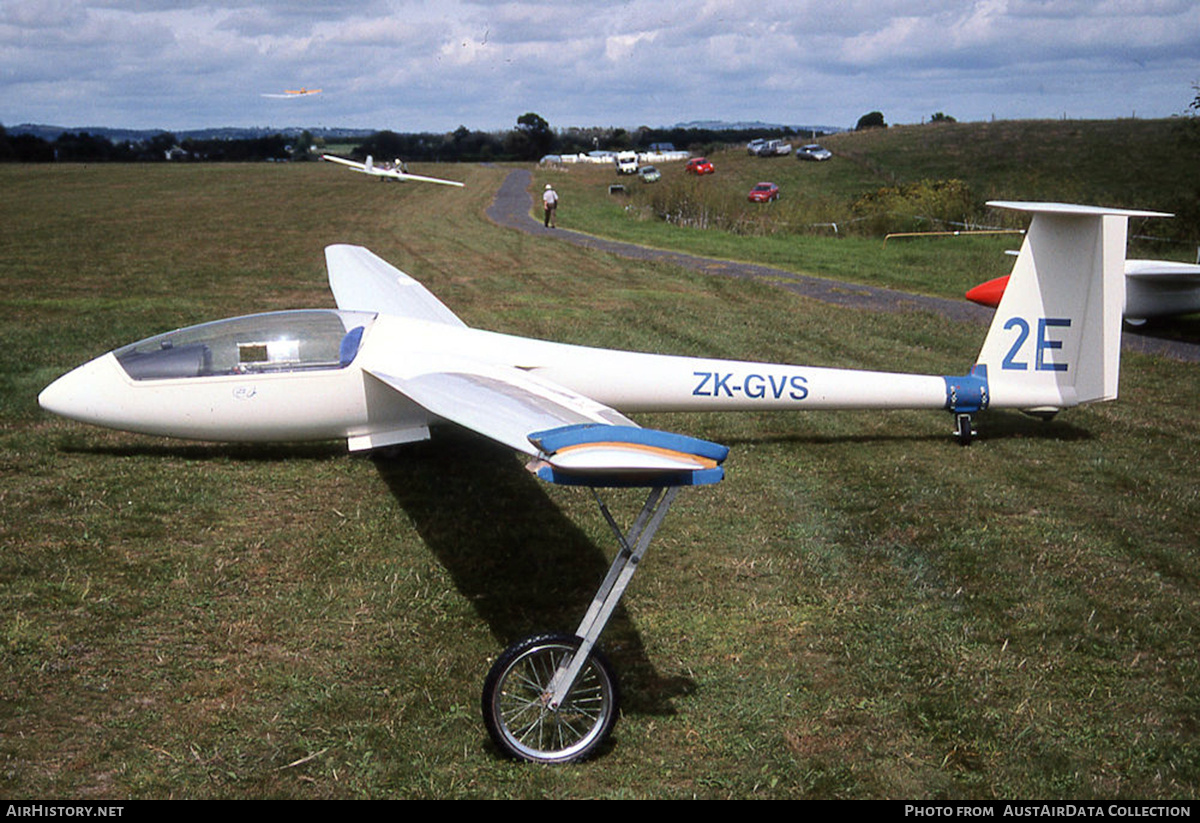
xmin=2 ymin=160 xmax=1199 ymax=799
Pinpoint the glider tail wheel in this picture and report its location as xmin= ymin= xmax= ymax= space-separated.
xmin=955 ymin=413 xmax=976 ymax=446
xmin=483 ymin=633 xmax=619 ymax=763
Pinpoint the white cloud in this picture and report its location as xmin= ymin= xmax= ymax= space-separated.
xmin=1 ymin=0 xmax=1197 ymax=130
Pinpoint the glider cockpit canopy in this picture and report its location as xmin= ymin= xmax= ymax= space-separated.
xmin=114 ymin=309 xmax=376 ymax=381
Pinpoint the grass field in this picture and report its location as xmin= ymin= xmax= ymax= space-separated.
xmin=2 ymin=154 xmax=1199 ymax=799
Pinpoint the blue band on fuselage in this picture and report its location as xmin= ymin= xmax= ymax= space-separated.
xmin=943 ymin=364 xmax=990 ymax=414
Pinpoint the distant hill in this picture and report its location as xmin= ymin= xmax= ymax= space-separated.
xmin=6 ymin=124 xmax=377 ymax=143
xmin=8 ymin=121 xmax=847 ymax=142
xmin=673 ymin=120 xmax=845 ymax=135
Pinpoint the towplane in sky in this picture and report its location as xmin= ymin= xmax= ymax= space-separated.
xmin=322 ymin=153 xmax=464 ymax=188
xmin=261 ymin=88 xmax=322 ymax=99
xmin=38 ymin=202 xmax=1165 ymax=762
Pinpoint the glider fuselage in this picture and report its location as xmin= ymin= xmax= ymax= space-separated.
xmin=38 ymin=311 xmax=951 ymax=451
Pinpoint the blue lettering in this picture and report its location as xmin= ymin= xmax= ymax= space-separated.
xmin=1036 ymin=318 xmax=1071 ymax=371
xmin=712 ymin=372 xmax=734 ymax=397
xmin=1002 ymin=317 xmax=1030 ymax=370
xmin=744 ymin=374 xmax=765 ymax=399
xmin=692 ymin=370 xmax=808 ymax=401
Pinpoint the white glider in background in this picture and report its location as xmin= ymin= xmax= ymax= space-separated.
xmin=321 ymin=153 xmax=464 ymax=188
xmin=39 ymin=202 xmax=1166 ymax=763
xmin=967 ymin=258 xmax=1200 ymax=325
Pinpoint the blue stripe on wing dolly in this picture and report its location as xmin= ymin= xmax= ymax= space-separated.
xmin=534 ymin=464 xmax=725 ymax=487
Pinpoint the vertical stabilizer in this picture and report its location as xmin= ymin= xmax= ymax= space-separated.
xmin=975 ymin=203 xmax=1168 ymax=411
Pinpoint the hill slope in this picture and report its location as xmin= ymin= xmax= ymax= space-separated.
xmin=822 ymin=118 xmax=1199 ymax=223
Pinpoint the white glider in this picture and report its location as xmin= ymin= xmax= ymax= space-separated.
xmin=38 ymin=201 xmax=1166 ymax=763
xmin=322 ymin=153 xmax=464 ymax=188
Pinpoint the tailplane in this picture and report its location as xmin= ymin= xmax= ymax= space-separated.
xmin=974 ymin=202 xmax=1169 ymax=413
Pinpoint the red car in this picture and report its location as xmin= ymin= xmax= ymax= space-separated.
xmin=748 ymin=182 xmax=780 ymax=202
xmin=685 ymin=157 xmax=714 ymax=175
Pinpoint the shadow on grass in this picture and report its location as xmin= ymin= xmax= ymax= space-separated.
xmin=60 ymin=439 xmax=350 ymax=461
xmin=61 ymin=430 xmax=695 ymax=723
xmin=370 ymin=428 xmax=695 ymax=717
xmin=720 ymin=410 xmax=1094 ymax=447
xmin=64 ymin=431 xmax=694 ymax=717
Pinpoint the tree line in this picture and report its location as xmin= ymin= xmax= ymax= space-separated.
xmin=1 ymin=114 xmax=828 ymax=164
xmin=0 ymin=125 xmax=295 ymax=162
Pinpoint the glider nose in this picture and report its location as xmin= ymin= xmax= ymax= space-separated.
xmin=39 ymin=354 xmax=127 ymax=426
xmin=965 ymin=275 xmax=1009 ymax=308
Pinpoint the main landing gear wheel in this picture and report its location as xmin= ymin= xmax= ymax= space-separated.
xmin=482 ymin=633 xmax=619 ymax=763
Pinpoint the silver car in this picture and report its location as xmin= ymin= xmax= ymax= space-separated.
xmin=796 ymin=143 xmax=832 ymax=161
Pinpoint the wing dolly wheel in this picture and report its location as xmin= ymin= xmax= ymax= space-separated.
xmin=483 ymin=633 xmax=619 ymax=763
xmin=480 ymin=483 xmax=688 ymax=762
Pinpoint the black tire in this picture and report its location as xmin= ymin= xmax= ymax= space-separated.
xmin=482 ymin=633 xmax=619 ymax=763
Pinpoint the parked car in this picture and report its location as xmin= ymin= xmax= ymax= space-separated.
xmin=748 ymin=182 xmax=780 ymax=203
xmin=638 ymin=165 xmax=661 ymax=183
xmin=796 ymin=143 xmax=832 ymax=161
xmin=685 ymin=157 xmax=715 ymax=175
xmin=747 ymin=138 xmax=767 ymax=155
xmin=757 ymin=139 xmax=791 ymax=157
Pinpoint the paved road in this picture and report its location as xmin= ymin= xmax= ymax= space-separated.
xmin=486 ymin=168 xmax=1200 ymax=363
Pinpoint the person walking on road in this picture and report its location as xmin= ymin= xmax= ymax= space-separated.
xmin=542 ymin=183 xmax=559 ymax=228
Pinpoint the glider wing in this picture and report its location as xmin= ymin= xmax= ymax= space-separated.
xmin=1124 ymin=259 xmax=1200 ymax=284
xmin=325 ymin=244 xmax=467 ymax=327
xmin=365 ymin=354 xmax=726 ymax=485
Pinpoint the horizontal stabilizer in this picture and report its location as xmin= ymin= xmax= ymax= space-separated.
xmin=528 ymin=424 xmax=728 ymax=487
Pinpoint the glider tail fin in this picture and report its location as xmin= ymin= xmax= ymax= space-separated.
xmin=973 ymin=202 xmax=1169 ymax=413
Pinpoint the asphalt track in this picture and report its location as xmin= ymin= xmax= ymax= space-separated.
xmin=487 ymin=168 xmax=1200 ymax=363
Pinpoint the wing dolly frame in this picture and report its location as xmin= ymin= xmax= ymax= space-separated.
xmin=481 ymin=425 xmax=727 ymax=763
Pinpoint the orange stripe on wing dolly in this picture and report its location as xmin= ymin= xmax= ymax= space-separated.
xmin=552 ymin=441 xmax=720 ymax=469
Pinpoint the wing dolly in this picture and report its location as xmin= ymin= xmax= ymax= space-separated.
xmin=483 ymin=424 xmax=727 ymax=763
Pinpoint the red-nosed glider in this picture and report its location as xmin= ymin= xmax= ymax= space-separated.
xmin=967 ymin=258 xmax=1200 ymax=325
xmin=39 ymin=202 xmax=1167 ymax=762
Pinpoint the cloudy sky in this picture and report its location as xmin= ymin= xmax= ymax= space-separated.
xmin=3 ymin=0 xmax=1199 ymax=133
